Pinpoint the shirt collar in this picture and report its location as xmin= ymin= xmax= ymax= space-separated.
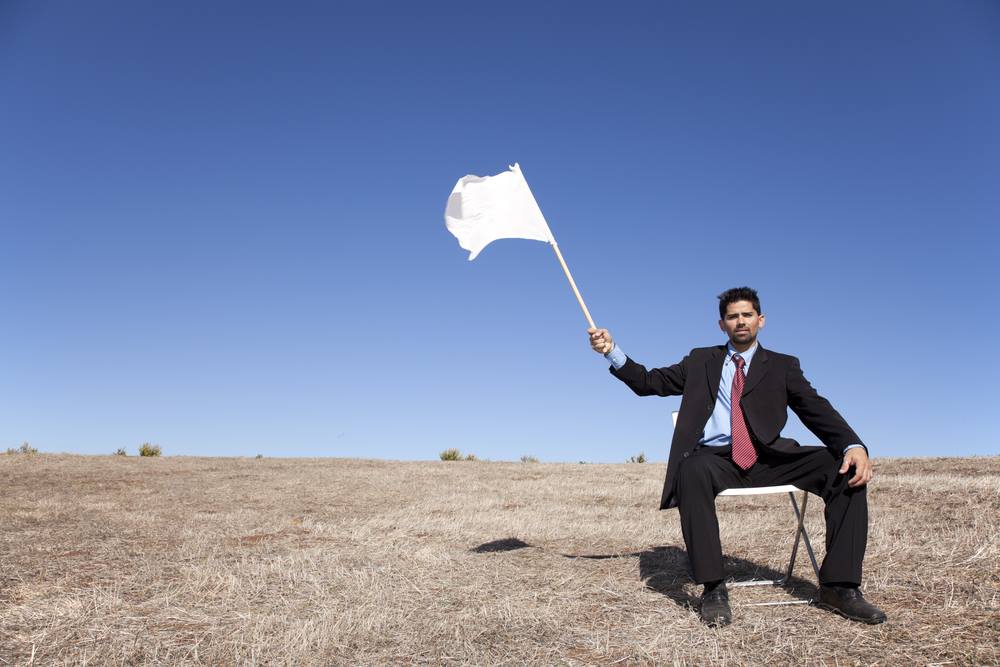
xmin=726 ymin=341 xmax=759 ymax=366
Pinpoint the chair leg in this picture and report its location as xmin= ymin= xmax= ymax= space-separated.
xmin=724 ymin=491 xmax=821 ymax=605
xmin=785 ymin=491 xmax=821 ymax=583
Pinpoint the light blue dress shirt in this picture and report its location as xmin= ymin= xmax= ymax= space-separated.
xmin=700 ymin=342 xmax=759 ymax=446
xmin=603 ymin=342 xmax=863 ymax=454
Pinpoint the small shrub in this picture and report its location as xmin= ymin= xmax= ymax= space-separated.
xmin=627 ymin=452 xmax=647 ymax=464
xmin=138 ymin=442 xmax=162 ymax=457
xmin=464 ymin=453 xmax=478 ymax=461
xmin=440 ymin=448 xmax=462 ymax=461
xmin=5 ymin=442 xmax=38 ymax=455
xmin=255 ymin=454 xmax=264 ymax=459
xmin=114 ymin=448 xmax=127 ymax=456
xmin=520 ymin=455 xmax=539 ymax=464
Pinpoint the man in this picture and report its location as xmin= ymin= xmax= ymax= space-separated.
xmin=588 ymin=287 xmax=885 ymax=627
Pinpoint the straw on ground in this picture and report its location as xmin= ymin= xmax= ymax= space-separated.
xmin=1 ymin=454 xmax=997 ymax=665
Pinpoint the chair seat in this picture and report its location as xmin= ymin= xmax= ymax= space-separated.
xmin=718 ymin=485 xmax=800 ymax=496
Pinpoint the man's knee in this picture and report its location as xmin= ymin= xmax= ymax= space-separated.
xmin=825 ymin=468 xmax=869 ymax=503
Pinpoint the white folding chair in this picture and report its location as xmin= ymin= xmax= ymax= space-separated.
xmin=672 ymin=412 xmax=821 ymax=605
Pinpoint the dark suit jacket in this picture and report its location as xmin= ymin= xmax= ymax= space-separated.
xmin=610 ymin=344 xmax=864 ymax=510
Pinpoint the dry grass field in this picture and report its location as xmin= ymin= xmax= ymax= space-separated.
xmin=1 ymin=454 xmax=998 ymax=666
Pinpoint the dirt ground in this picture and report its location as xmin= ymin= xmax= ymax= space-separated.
xmin=1 ymin=454 xmax=998 ymax=665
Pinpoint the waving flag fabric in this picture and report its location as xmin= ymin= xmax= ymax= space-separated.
xmin=444 ymin=163 xmax=554 ymax=260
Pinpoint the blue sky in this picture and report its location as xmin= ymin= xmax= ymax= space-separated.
xmin=2 ymin=1 xmax=997 ymax=461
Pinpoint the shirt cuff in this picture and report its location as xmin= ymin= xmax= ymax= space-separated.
xmin=604 ymin=343 xmax=627 ymax=370
xmin=843 ymin=444 xmax=865 ymax=454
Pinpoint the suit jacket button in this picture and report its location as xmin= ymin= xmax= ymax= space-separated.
xmin=683 ymin=452 xmax=690 ymax=458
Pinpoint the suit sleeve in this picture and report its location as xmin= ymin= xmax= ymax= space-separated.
xmin=608 ymin=353 xmax=689 ymax=397
xmin=786 ymin=356 xmax=866 ymax=455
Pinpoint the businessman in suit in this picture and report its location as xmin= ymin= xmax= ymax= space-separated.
xmin=588 ymin=287 xmax=885 ymax=626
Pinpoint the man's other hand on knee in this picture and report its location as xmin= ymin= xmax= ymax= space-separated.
xmin=839 ymin=448 xmax=873 ymax=487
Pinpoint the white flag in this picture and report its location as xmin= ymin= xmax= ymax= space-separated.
xmin=444 ymin=163 xmax=555 ymax=261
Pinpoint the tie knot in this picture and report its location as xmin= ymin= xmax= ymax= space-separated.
xmin=732 ymin=354 xmax=745 ymax=369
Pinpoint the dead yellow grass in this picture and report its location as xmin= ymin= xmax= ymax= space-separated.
xmin=1 ymin=454 xmax=998 ymax=665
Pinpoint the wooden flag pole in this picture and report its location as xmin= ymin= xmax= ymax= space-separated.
xmin=549 ymin=241 xmax=596 ymax=329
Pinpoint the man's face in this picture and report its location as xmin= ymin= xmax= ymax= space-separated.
xmin=718 ymin=300 xmax=765 ymax=347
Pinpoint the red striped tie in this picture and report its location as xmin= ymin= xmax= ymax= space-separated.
xmin=731 ymin=354 xmax=757 ymax=470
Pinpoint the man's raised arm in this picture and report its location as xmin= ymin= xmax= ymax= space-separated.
xmin=587 ymin=327 xmax=687 ymax=397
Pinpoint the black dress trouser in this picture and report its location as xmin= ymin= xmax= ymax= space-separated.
xmin=676 ymin=444 xmax=867 ymax=585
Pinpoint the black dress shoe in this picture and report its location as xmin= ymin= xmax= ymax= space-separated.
xmin=699 ymin=585 xmax=732 ymax=627
xmin=816 ymin=585 xmax=887 ymax=624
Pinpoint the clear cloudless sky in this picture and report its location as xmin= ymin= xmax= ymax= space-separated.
xmin=2 ymin=1 xmax=998 ymax=461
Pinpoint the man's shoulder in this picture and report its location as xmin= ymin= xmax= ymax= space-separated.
xmin=758 ymin=346 xmax=800 ymax=366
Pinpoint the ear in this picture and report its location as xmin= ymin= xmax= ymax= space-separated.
xmin=718 ymin=319 xmax=725 ymax=333
xmin=758 ymin=314 xmax=766 ymax=329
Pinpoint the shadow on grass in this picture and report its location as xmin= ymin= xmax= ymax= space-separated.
xmin=471 ymin=539 xmax=818 ymax=611
xmin=562 ymin=546 xmax=819 ymax=610
xmin=471 ymin=537 xmax=532 ymax=553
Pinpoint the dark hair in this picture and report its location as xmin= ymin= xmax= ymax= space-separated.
xmin=717 ymin=287 xmax=761 ymax=318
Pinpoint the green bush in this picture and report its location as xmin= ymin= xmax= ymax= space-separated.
xmin=255 ymin=453 xmax=264 ymax=459
xmin=439 ymin=448 xmax=462 ymax=461
xmin=627 ymin=452 xmax=647 ymax=464
xmin=138 ymin=442 xmax=162 ymax=457
xmin=5 ymin=442 xmax=37 ymax=455
xmin=520 ymin=455 xmax=539 ymax=464
xmin=114 ymin=448 xmax=127 ymax=456
xmin=464 ymin=453 xmax=478 ymax=461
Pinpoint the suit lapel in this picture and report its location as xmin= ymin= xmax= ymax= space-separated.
xmin=742 ymin=345 xmax=769 ymax=397
xmin=706 ymin=345 xmax=726 ymax=402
